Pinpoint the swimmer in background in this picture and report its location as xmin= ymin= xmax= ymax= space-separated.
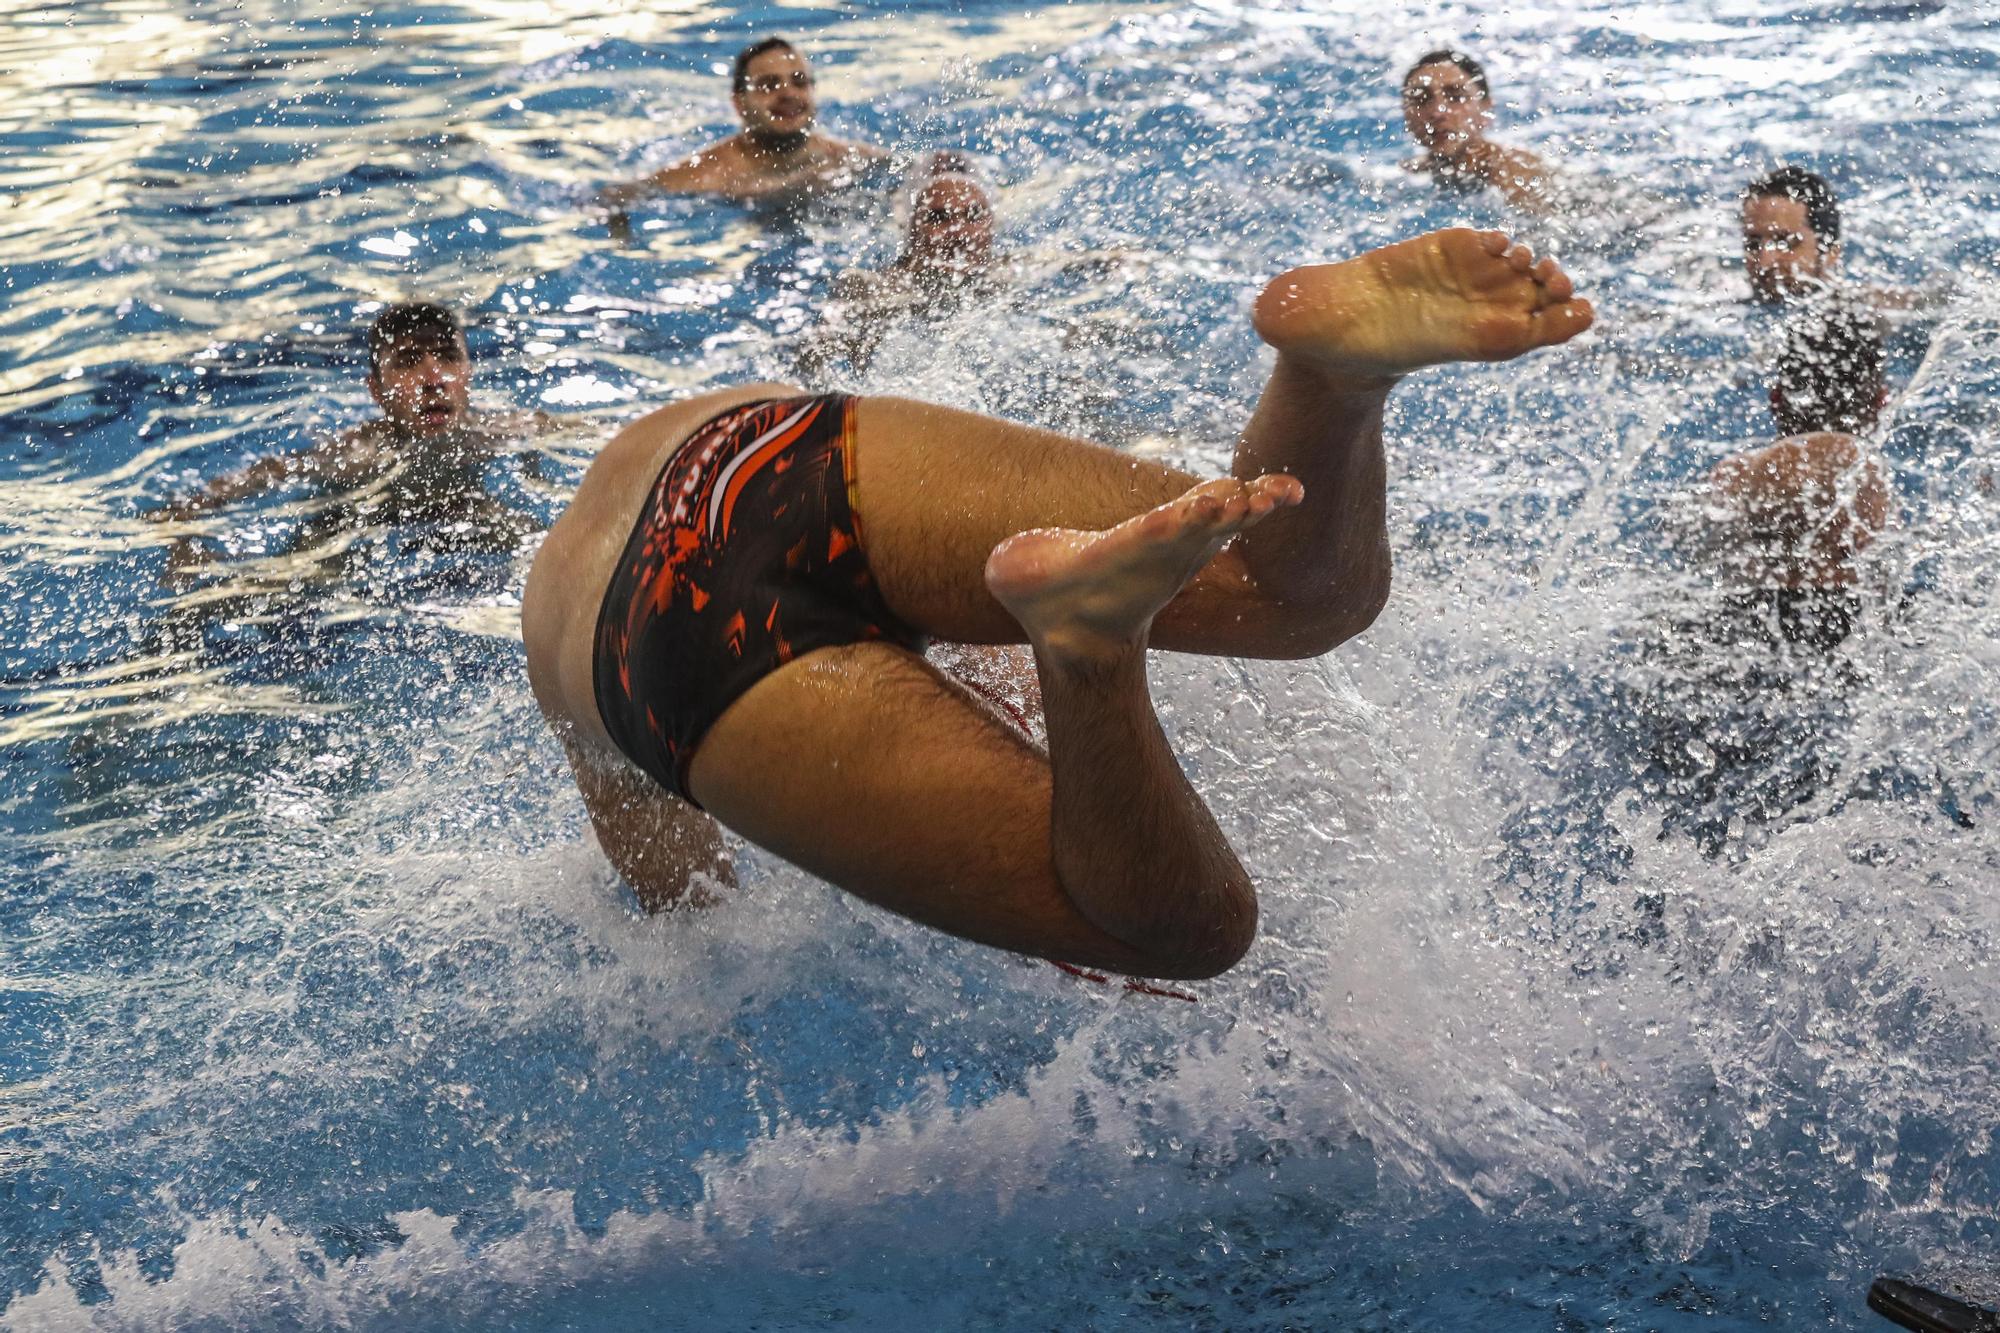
xmin=1741 ymin=166 xmax=1938 ymax=313
xmin=599 ymin=36 xmax=884 ymax=222
xmin=147 ymin=303 xmax=559 ymax=581
xmin=1401 ymin=49 xmax=1560 ymax=215
xmin=799 ymin=165 xmax=1003 ymax=374
xmin=1700 ymin=305 xmax=1891 ymax=649
xmin=522 ymin=227 xmax=1593 ymax=972
xmin=1633 ymin=308 xmax=1897 ymax=859
xmin=801 ymin=157 xmax=1150 ymax=376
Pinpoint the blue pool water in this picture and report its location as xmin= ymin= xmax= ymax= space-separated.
xmin=4 ymin=1 xmax=1999 ymax=1328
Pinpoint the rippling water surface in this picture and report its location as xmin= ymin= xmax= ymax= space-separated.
xmin=4 ymin=1 xmax=1999 ymax=1328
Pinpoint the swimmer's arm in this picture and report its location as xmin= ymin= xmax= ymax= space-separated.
xmin=143 ymin=437 xmax=367 ymax=582
xmin=599 ymin=150 xmax=725 ymax=218
xmin=146 ymin=455 xmax=301 ymax=523
xmin=1049 ymin=246 xmax=1135 ymax=280
xmin=562 ymin=737 xmax=736 ymax=913
xmin=1712 ymin=434 xmax=1861 ymax=509
xmin=473 ymin=408 xmax=569 ymax=458
xmin=797 ymin=272 xmax=890 ymax=376
xmin=1865 ymin=280 xmax=1950 ymax=314
xmin=832 ymin=137 xmax=888 ymax=165
xmin=145 ymin=432 xmax=375 ymax=523
xmin=727 ymin=139 xmax=886 ymax=201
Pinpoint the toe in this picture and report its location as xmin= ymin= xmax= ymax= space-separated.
xmin=1533 ymin=299 xmax=1595 ymax=342
xmin=1260 ymin=473 xmax=1305 ymax=506
xmin=1505 ymin=242 xmax=1535 ymax=273
xmin=1477 ymin=229 xmax=1513 ymax=255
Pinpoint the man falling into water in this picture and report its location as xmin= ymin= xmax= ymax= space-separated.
xmin=600 ymin=37 xmax=884 ymax=215
xmin=523 ymin=228 xmax=1593 ymax=975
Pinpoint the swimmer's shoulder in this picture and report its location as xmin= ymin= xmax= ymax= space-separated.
xmin=315 ymin=420 xmax=400 ymax=482
xmin=1861 ymin=280 xmax=1948 ymax=314
xmin=818 ymin=133 xmax=885 ymax=164
xmin=652 ymin=138 xmax=746 ymax=193
xmin=834 ymin=266 xmax=913 ymax=306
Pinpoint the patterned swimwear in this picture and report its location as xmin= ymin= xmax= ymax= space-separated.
xmin=591 ymin=394 xmax=926 ymax=806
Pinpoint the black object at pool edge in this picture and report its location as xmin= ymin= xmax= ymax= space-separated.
xmin=1869 ymin=1278 xmax=2000 ymax=1333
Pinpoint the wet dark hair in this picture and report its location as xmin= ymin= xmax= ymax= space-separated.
xmin=367 ymin=303 xmax=464 ymax=379
xmin=1745 ymin=166 xmax=1841 ymax=245
xmin=923 ymin=149 xmax=979 ymax=178
xmin=1773 ymin=304 xmax=1883 ymax=435
xmin=1403 ymin=48 xmax=1489 ymax=99
xmin=732 ymin=37 xmax=800 ymax=92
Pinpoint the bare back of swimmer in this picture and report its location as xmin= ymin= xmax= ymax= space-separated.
xmin=522 ymin=227 xmax=1593 ymax=979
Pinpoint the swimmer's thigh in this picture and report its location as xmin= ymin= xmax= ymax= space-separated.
xmin=850 ymin=396 xmax=1290 ymax=651
xmin=686 ymin=640 xmax=1152 ymax=973
xmin=853 ymin=397 xmax=1190 ymax=636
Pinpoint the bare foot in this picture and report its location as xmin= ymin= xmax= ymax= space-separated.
xmin=1251 ymin=228 xmax=1594 ymax=384
xmin=985 ymin=476 xmax=1303 ymax=661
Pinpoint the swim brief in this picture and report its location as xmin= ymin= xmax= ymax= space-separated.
xmin=592 ymin=394 xmax=926 ymax=805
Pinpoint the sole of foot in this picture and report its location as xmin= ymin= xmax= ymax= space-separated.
xmin=1252 ymin=227 xmax=1595 ymax=385
xmin=985 ymin=475 xmax=1303 ymax=662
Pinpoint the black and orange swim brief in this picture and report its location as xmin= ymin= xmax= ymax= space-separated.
xmin=591 ymin=394 xmax=926 ymax=805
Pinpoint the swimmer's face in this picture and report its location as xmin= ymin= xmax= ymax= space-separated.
xmin=369 ymin=333 xmax=471 ymax=438
xmin=734 ymin=47 xmax=816 ymax=138
xmin=1742 ymin=194 xmax=1838 ymax=303
xmin=1402 ymin=62 xmax=1491 ymax=155
xmin=907 ymin=178 xmax=996 ymax=265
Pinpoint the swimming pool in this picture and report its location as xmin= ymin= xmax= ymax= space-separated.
xmin=3 ymin=0 xmax=1997 ymax=1327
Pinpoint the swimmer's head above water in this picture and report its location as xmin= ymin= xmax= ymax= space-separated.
xmin=366 ymin=303 xmax=472 ymax=439
xmin=1401 ymin=49 xmax=1493 ymax=162
xmin=903 ymin=174 xmax=996 ymax=271
xmin=1743 ymin=166 xmax=1843 ymax=304
xmin=731 ymin=37 xmax=816 ymax=155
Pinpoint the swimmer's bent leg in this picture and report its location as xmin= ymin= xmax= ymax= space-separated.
xmin=689 ymin=642 xmax=1253 ymax=980
xmin=851 ymin=230 xmax=1593 ymax=659
xmin=850 ymin=390 xmax=1386 ymax=661
xmin=688 ymin=477 xmax=1292 ymax=978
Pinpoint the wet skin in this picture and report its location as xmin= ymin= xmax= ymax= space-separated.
xmin=733 ymin=46 xmax=817 ymax=141
xmin=801 ymin=175 xmax=1003 ymax=372
xmin=901 ymin=175 xmax=997 ymax=272
xmin=1401 ymin=61 xmax=1555 ymax=212
xmin=369 ymin=332 xmax=472 ymax=437
xmin=149 ymin=332 xmax=554 ymax=580
xmin=1402 ymin=62 xmax=1491 ymax=160
xmin=600 ymin=46 xmax=883 ymax=210
xmin=524 ymin=227 xmax=1594 ymax=974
